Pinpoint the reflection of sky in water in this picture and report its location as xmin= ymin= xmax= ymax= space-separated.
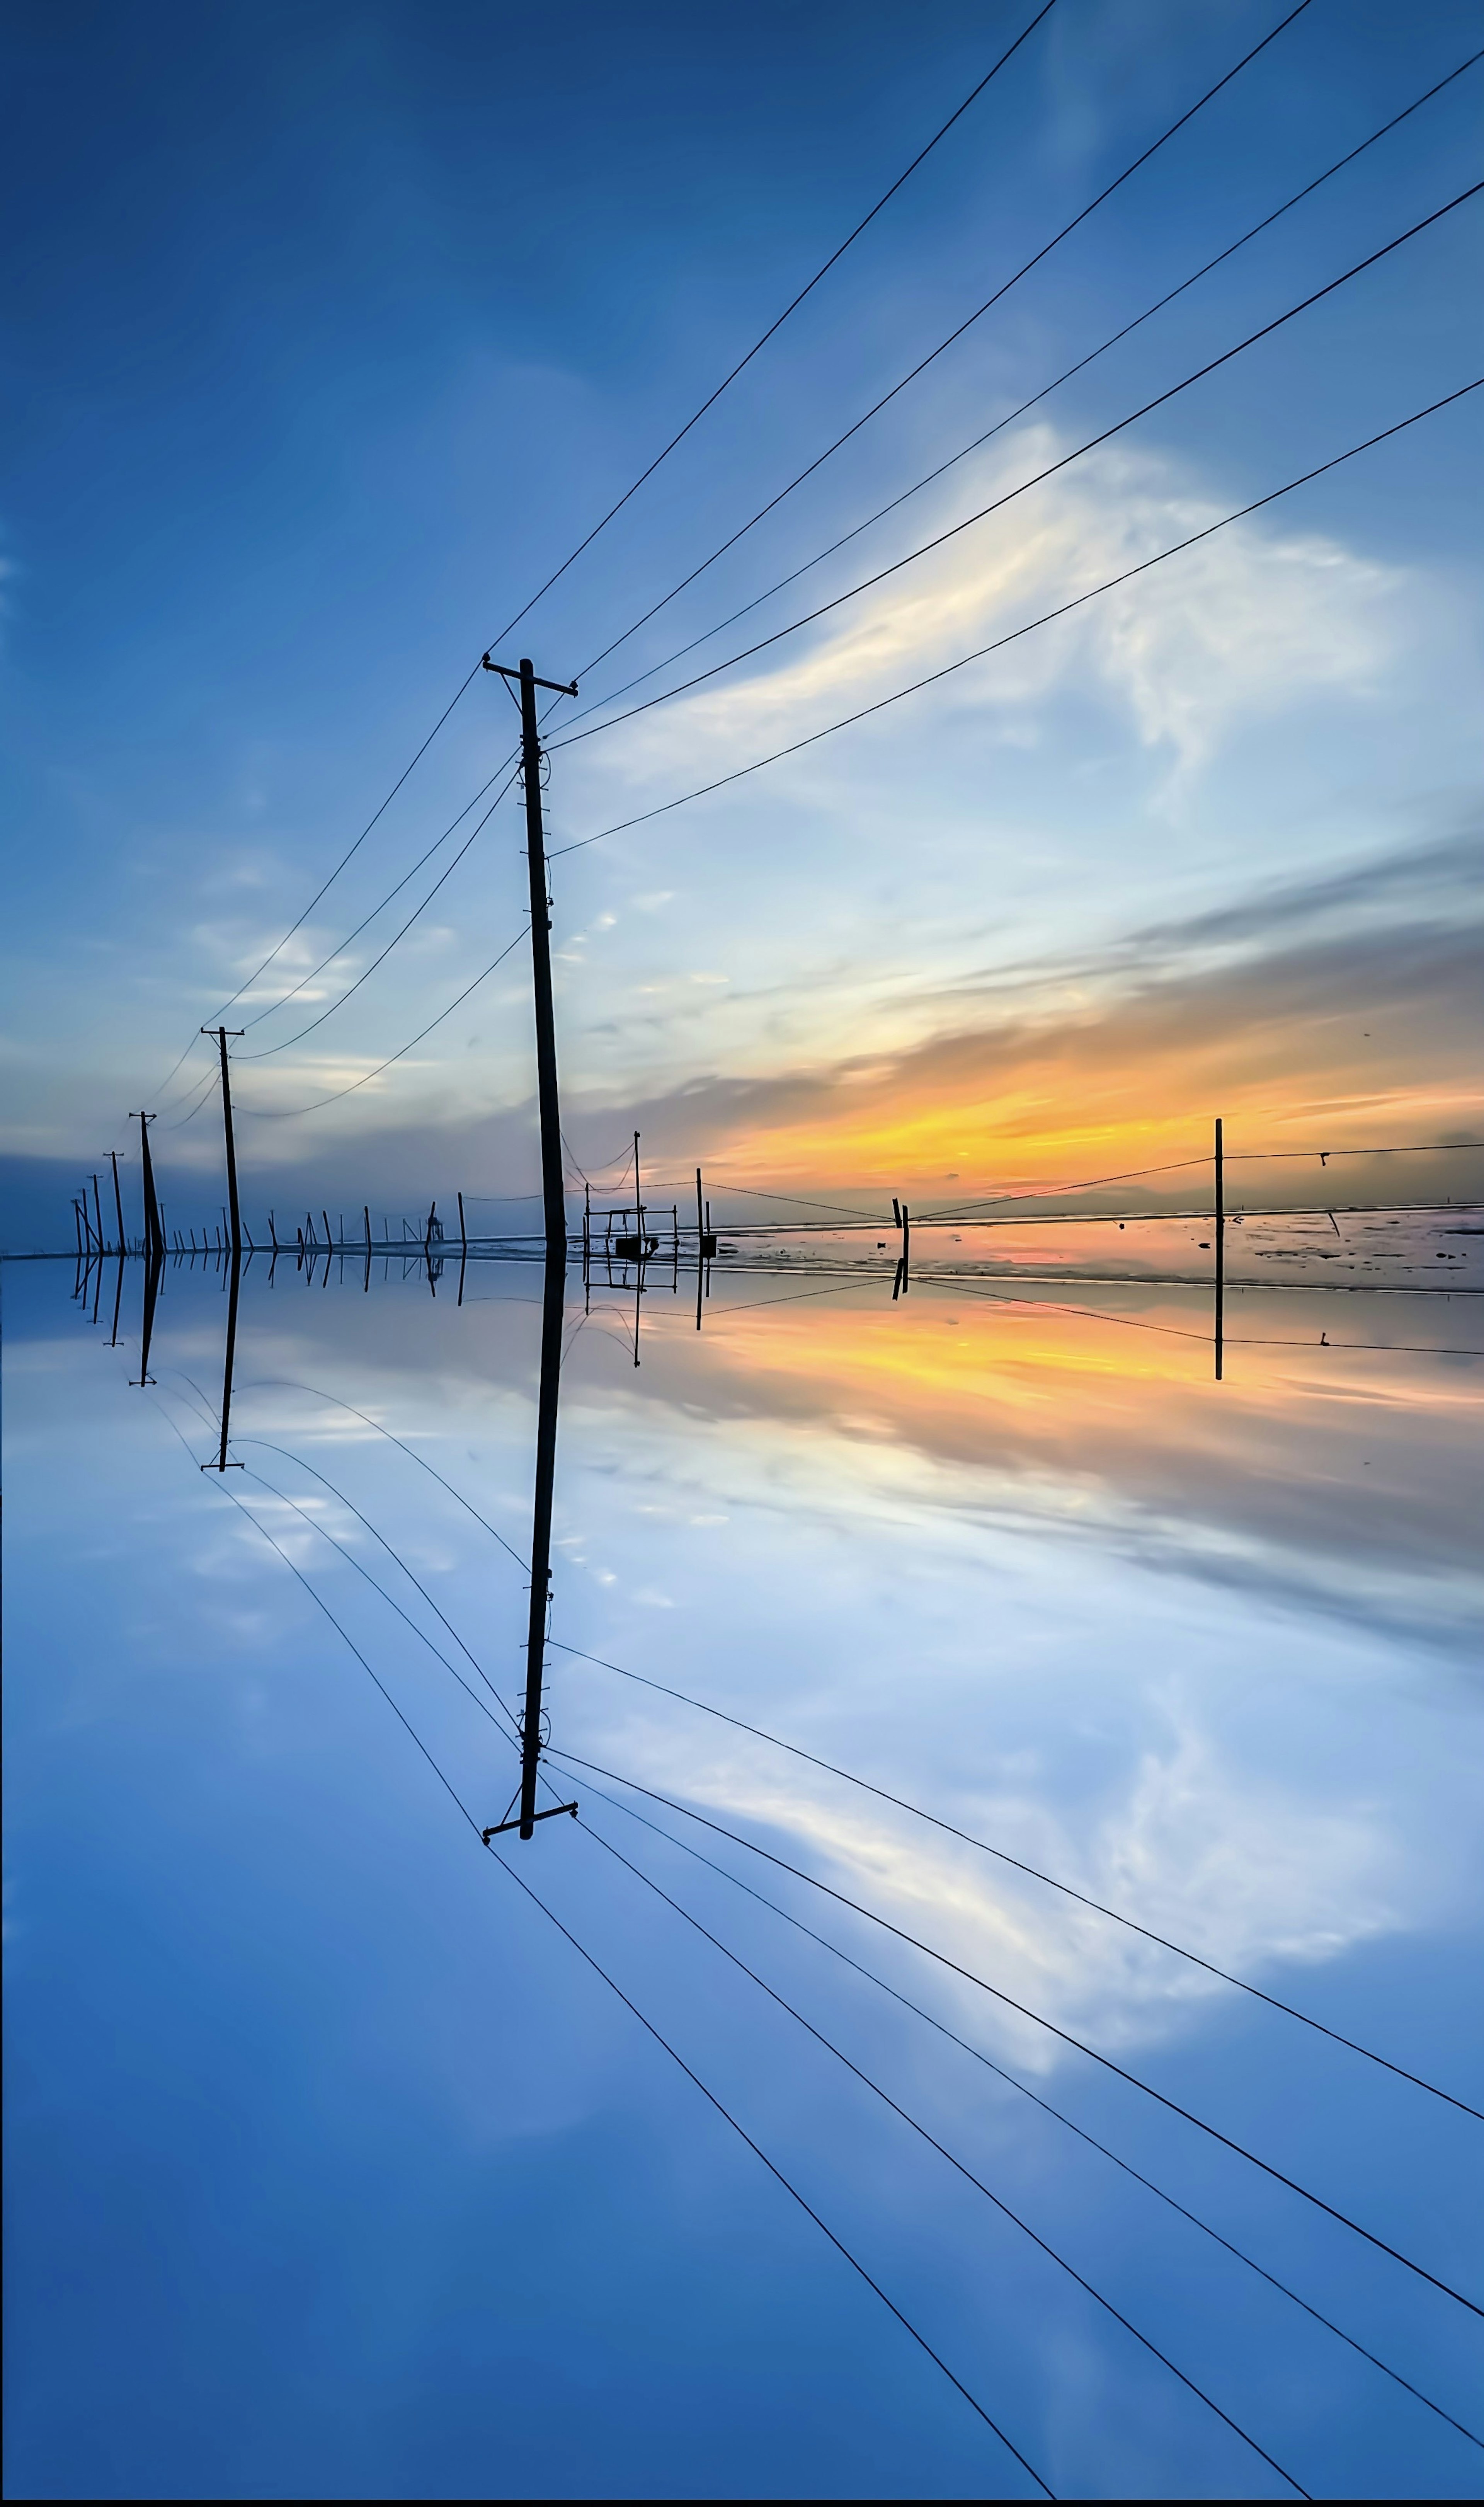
xmin=6 ymin=1256 xmax=1481 ymax=2500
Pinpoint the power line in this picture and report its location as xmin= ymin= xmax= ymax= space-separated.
xmin=486 ymin=1840 xmax=1056 ymax=2497
xmin=575 ymin=1771 xmax=1484 ymax=2456
xmin=580 ymin=1813 xmax=1309 ymax=2494
xmin=552 ymin=186 xmax=1483 ymax=754
xmin=543 ymin=1746 xmax=1484 ymax=2320
xmin=237 ymin=1443 xmax=521 ymax=1735
xmin=206 ymin=668 xmax=489 ymax=1031
xmin=239 ymin=926 xmax=527 ymax=1119
xmin=567 ymin=0 xmax=1316 ymax=692
xmin=238 ymin=771 xmax=519 ymax=1059
xmin=239 ymin=753 xmax=519 ymax=1034
xmin=555 ymin=48 xmax=1484 ymax=737
xmin=547 ymin=382 xmax=1482 ymax=859
xmin=237 ymin=1378 xmax=531 ymax=1571
xmin=548 ymin=1642 xmax=1479 ymax=2118
xmin=485 ymin=0 xmax=1062 ymax=655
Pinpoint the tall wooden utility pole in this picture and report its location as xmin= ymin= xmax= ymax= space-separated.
xmin=481 ymin=652 xmax=579 ymax=1842
xmin=482 ymin=654 xmax=577 ymax=1254
xmin=203 ymin=1027 xmax=245 ymax=1252
xmin=109 ymin=1151 xmax=126 ymax=1255
xmin=132 ymin=1113 xmax=165 ymax=1259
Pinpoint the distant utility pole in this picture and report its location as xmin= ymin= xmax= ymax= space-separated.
xmin=482 ymin=651 xmax=577 ymax=1842
xmin=202 ymin=1027 xmax=245 ymax=1252
xmin=481 ymin=654 xmax=577 ymax=1255
xmin=109 ymin=1150 xmax=126 ymax=1254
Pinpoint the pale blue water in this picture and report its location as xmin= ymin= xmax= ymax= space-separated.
xmin=5 ymin=1247 xmax=1481 ymax=2500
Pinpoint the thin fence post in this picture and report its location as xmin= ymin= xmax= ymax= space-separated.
xmin=1214 ymin=1116 xmax=1225 ymax=1382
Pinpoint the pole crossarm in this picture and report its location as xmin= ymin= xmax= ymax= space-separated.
xmin=483 ymin=1802 xmax=578 ymax=1841
xmin=483 ymin=655 xmax=578 ymax=697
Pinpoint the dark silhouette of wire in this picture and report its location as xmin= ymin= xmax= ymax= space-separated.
xmin=240 ymin=926 xmax=527 ymax=1118
xmin=575 ymin=1771 xmax=1484 ymax=2455
xmin=547 ymin=383 xmax=1482 ymax=859
xmin=238 ymin=1377 xmax=529 ymax=1569
xmin=239 ymin=771 xmax=519 ymax=1060
xmin=553 ymin=187 xmax=1482 ymax=754
xmin=240 ymin=752 xmax=519 ymax=1034
xmin=566 ymin=0 xmax=1314 ymax=691
xmin=556 ymin=49 xmax=1484 ymax=733
xmin=547 ymin=1638 xmax=1480 ymax=2118
xmin=159 ymin=1063 xmax=222 ymax=1132
xmin=211 ymin=669 xmax=488 ymax=1025
xmin=157 ymin=1391 xmax=1056 ymax=2483
xmin=485 ymin=0 xmax=1061 ymax=655
xmin=237 ymin=1442 xmax=521 ymax=1735
xmin=233 ymin=1464 xmax=519 ymax=1744
xmin=486 ymin=1844 xmax=1055 ymax=2497
xmin=148 ymin=1402 xmax=490 ymax=1836
xmin=544 ymin=1747 xmax=1484 ymax=2320
xmin=580 ymin=1812 xmax=1308 ymax=2495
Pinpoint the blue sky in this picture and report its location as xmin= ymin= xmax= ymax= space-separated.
xmin=2 ymin=0 xmax=1481 ymax=1232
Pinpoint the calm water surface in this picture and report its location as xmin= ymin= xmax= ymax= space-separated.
xmin=5 ymin=1241 xmax=1481 ymax=2500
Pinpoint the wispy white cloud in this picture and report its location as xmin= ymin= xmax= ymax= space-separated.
xmin=588 ymin=423 xmax=1408 ymax=803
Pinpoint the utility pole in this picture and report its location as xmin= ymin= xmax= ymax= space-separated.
xmin=482 ymin=653 xmax=577 ymax=1255
xmin=202 ymin=1028 xmax=244 ymax=1252
xmin=90 ymin=1175 xmax=105 ymax=1259
xmin=481 ymin=651 xmax=578 ymax=1842
xmin=132 ymin=1114 xmax=164 ymax=1259
xmin=109 ymin=1151 xmax=126 ymax=1255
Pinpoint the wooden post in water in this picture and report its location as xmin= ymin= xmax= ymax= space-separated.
xmin=1214 ymin=1116 xmax=1225 ymax=1382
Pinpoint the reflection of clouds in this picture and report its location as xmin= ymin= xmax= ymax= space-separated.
xmin=643 ymin=1297 xmax=1484 ymax=1642
xmin=576 ymin=1705 xmax=1395 ymax=2079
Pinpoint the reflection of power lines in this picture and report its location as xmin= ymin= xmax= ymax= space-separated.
xmin=92 ymin=1250 xmax=1482 ymax=2482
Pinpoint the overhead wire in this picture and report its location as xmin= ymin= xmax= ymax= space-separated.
xmin=553 ymin=47 xmax=1484 ymax=735
xmin=486 ymin=1839 xmax=1056 ymax=2497
xmin=238 ymin=769 xmax=521 ymax=1059
xmin=236 ymin=1440 xmax=521 ymax=1733
xmin=547 ymin=1640 xmax=1479 ymax=2118
xmin=485 ymin=0 xmax=1062 ymax=653
xmin=565 ymin=0 xmax=1316 ymax=690
xmin=138 ymin=0 xmax=1307 ymax=1111
xmin=239 ymin=752 xmax=520 ymax=1034
xmin=579 ymin=1811 xmax=1309 ymax=2495
xmin=162 ymin=1395 xmax=1060 ymax=2489
xmin=573 ymin=1770 xmax=1484 ymax=2455
xmin=237 ymin=1376 xmax=531 ymax=1570
xmin=239 ymin=925 xmax=528 ymax=1119
xmin=551 ymin=186 xmax=1483 ymax=754
xmin=543 ymin=1745 xmax=1484 ymax=2320
xmin=547 ymin=382 xmax=1483 ymax=858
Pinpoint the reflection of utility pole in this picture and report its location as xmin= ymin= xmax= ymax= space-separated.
xmin=511 ymin=1248 xmax=568 ymax=1836
xmin=202 ymin=1027 xmax=244 ymax=1253
xmin=205 ymin=1245 xmax=243 ymax=1473
xmin=1214 ymin=1116 xmax=1225 ymax=1383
